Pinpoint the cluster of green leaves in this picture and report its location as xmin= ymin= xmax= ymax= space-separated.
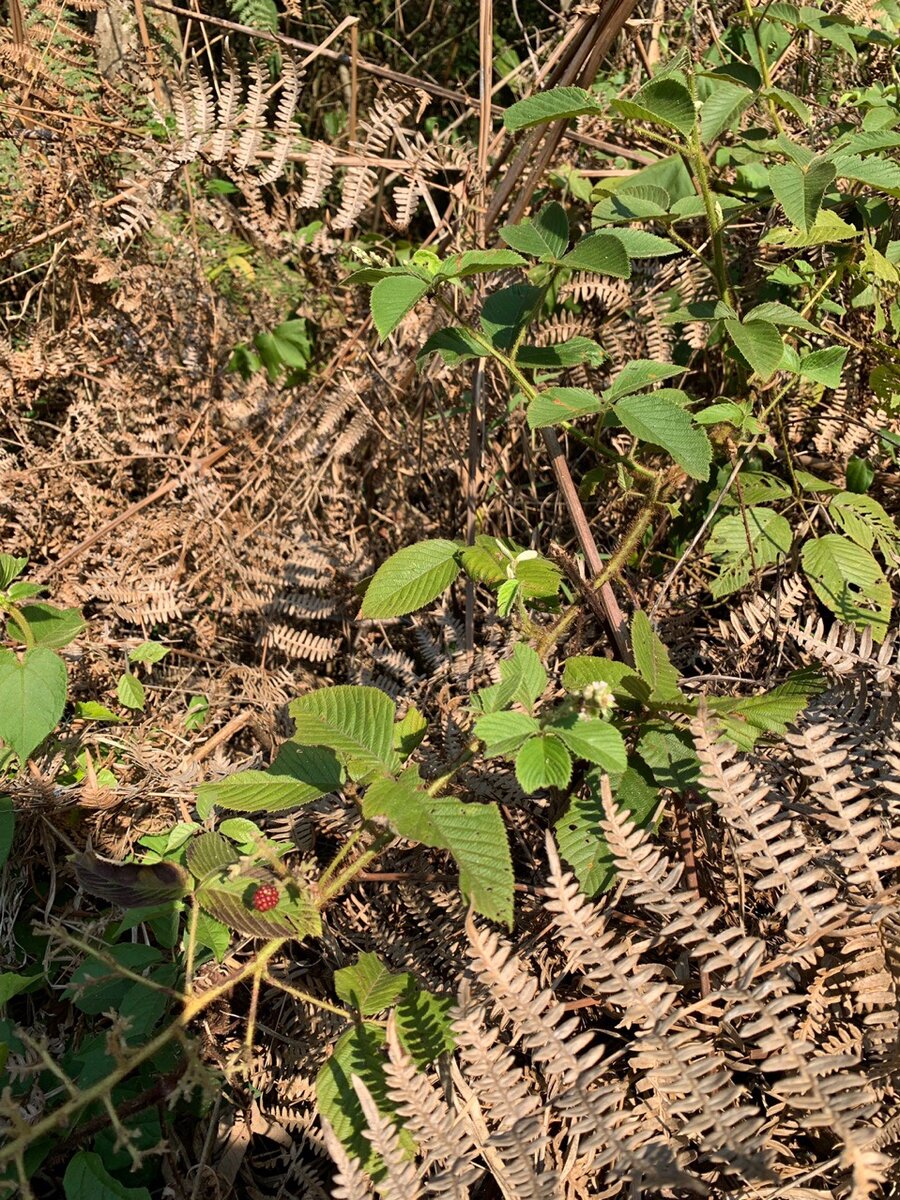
xmin=229 ymin=316 xmax=314 ymax=382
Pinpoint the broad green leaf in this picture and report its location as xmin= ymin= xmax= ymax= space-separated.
xmin=830 ymin=492 xmax=900 ymax=563
xmin=0 ymin=646 xmax=67 ymax=761
xmin=504 ymin=85 xmax=603 ymax=131
xmin=474 ymin=642 xmax=547 ymax=714
xmin=743 ymin=300 xmax=821 ymax=333
xmin=707 ymin=507 xmax=793 ymax=597
xmin=480 ymin=284 xmax=541 ymax=351
xmin=801 ymin=534 xmax=892 ymax=639
xmin=0 ymin=555 xmax=27 ymax=589
xmin=799 ymin=346 xmax=847 ymax=388
xmin=499 ymin=202 xmax=569 ymax=259
xmin=725 ymin=318 xmax=784 ymax=381
xmin=195 ymin=870 xmax=321 ymax=939
xmin=289 ymin=686 xmax=399 ymax=774
xmin=514 ymin=554 xmax=563 ymax=601
xmin=63 ymin=1151 xmax=152 ymax=1200
xmin=515 ymin=337 xmax=606 ymax=369
xmin=186 ymin=832 xmax=239 ymax=881
xmin=370 ymin=275 xmax=430 ymax=341
xmin=515 ymin=734 xmax=572 ymax=792
xmin=0 ymin=969 xmax=40 ymax=1007
xmin=845 ymin=457 xmax=875 ymax=494
xmin=393 ymin=706 xmax=428 ymax=759
xmin=360 ymin=538 xmax=461 ymax=618
xmin=561 ymin=656 xmax=649 ymax=703
xmin=561 ymin=233 xmax=631 ymax=277
xmin=219 ymin=817 xmax=265 ymax=849
xmin=604 ymin=360 xmax=681 ymax=402
xmin=474 ymin=710 xmax=540 ymax=756
xmin=9 ymin=602 xmax=84 ymax=649
xmin=699 ymin=77 xmax=754 ymax=143
xmin=830 ymin=152 xmax=900 ymax=195
xmin=711 ymin=668 xmax=825 ymax=749
xmin=555 ymin=766 xmax=658 ymax=896
xmin=116 ymin=672 xmax=145 ymax=711
xmin=637 ymin=723 xmax=700 ymax=789
xmin=614 ymin=392 xmax=712 ymax=480
xmin=334 ymin=952 xmax=412 ymax=1014
xmin=316 ymin=1024 xmax=409 ymax=1173
xmin=256 ymin=318 xmax=313 ymax=372
xmin=128 ymin=641 xmax=169 ymax=664
xmin=395 ymin=984 xmax=455 ymax=1064
xmin=768 ymin=159 xmax=835 ymax=232
xmin=435 ymin=249 xmax=527 ymax=280
xmin=606 ymin=228 xmax=680 ymax=258
xmin=193 ymin=911 xmax=231 ymax=961
xmin=612 ymin=78 xmax=695 ymax=136
xmin=631 ymin=611 xmax=682 ymax=702
xmin=592 ymin=183 xmax=672 ymax=223
xmin=363 ymin=771 xmax=514 ymax=925
xmin=761 ymin=208 xmax=859 ymax=247
xmin=548 ymin=713 xmax=627 ymax=772
xmin=416 ymin=327 xmax=487 ymax=367
xmin=527 ymin=386 xmax=605 ymax=429
xmin=196 ymin=742 xmax=343 ymax=817
xmin=0 ymin=795 xmax=13 ymax=869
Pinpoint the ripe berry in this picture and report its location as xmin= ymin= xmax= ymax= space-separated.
xmin=251 ymin=883 xmax=280 ymax=912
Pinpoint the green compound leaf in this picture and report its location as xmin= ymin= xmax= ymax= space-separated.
xmin=555 ymin=766 xmax=658 ymax=896
xmin=196 ymin=743 xmax=343 ymax=817
xmin=500 ymin=201 xmax=569 ymax=259
xmin=474 ymin=710 xmax=540 ymax=757
xmin=725 ymin=318 xmax=784 ymax=381
xmin=547 ymin=713 xmax=627 ymax=772
xmin=364 ymin=770 xmax=513 ymax=926
xmin=289 ymin=685 xmax=400 ymax=775
xmin=631 ymin=611 xmax=683 ymax=702
xmin=710 ymin=667 xmax=825 ymax=750
xmin=504 ymin=85 xmax=603 ymax=131
xmin=515 ymin=734 xmax=572 ymax=793
xmin=801 ymin=534 xmax=892 ymax=640
xmin=360 ymin=538 xmax=462 ymax=618
xmin=830 ymin=492 xmax=900 ymax=564
xmin=370 ymin=275 xmax=430 ymax=341
xmin=614 ymin=392 xmax=712 ymax=480
xmin=707 ymin=506 xmax=793 ymax=597
xmin=0 ymin=646 xmax=67 ymax=761
xmin=334 ymin=952 xmax=412 ymax=1015
xmin=527 ymin=386 xmax=605 ymax=430
xmin=561 ymin=232 xmax=631 ymax=277
xmin=768 ymin=158 xmax=836 ymax=231
xmin=612 ymin=77 xmax=696 ymax=136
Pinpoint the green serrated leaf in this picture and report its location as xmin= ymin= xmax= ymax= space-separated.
xmin=604 ymin=360 xmax=682 ymax=402
xmin=334 ymin=952 xmax=411 ymax=1014
xmin=593 ymin=183 xmax=673 ymax=223
xmin=435 ymin=249 xmax=527 ymax=280
xmin=743 ymin=301 xmax=821 ymax=333
xmin=416 ymin=326 xmax=487 ymax=367
xmin=474 ymin=710 xmax=540 ymax=756
xmin=371 ymin=275 xmax=430 ymax=341
xmin=801 ymin=533 xmax=892 ymax=639
xmin=128 ymin=641 xmax=169 ymax=664
xmin=499 ymin=202 xmax=569 ymax=259
xmin=196 ymin=870 xmax=321 ymax=939
xmin=606 ymin=228 xmax=680 ymax=258
xmin=515 ymin=337 xmax=606 ymax=369
xmin=761 ymin=208 xmax=860 ymax=247
xmin=562 ymin=656 xmax=650 ymax=703
xmin=612 ymin=78 xmax=696 ymax=136
xmin=289 ymin=686 xmax=399 ymax=774
xmin=360 ymin=539 xmax=461 ymax=618
xmin=474 ymin=642 xmax=547 ymax=714
xmin=196 ymin=743 xmax=343 ymax=817
xmin=116 ymin=671 xmax=145 ymax=711
xmin=561 ymin=233 xmax=631 ymax=277
xmin=707 ymin=507 xmax=793 ymax=597
xmin=637 ymin=723 xmax=700 ymax=789
xmin=480 ymin=284 xmax=541 ymax=351
xmin=711 ymin=668 xmax=824 ymax=749
xmin=527 ymin=386 xmax=605 ymax=429
xmin=393 ymin=706 xmax=428 ymax=759
xmin=700 ymin=77 xmax=754 ymax=143
xmin=830 ymin=492 xmax=900 ymax=563
xmin=515 ymin=734 xmax=572 ymax=792
xmin=547 ymin=713 xmax=627 ymax=772
xmin=799 ymin=346 xmax=847 ymax=388
xmin=631 ymin=612 xmax=682 ymax=702
xmin=725 ymin=318 xmax=784 ymax=381
xmin=614 ymin=392 xmax=712 ymax=480
xmin=768 ymin=158 xmax=835 ymax=232
xmin=193 ymin=911 xmax=231 ymax=961
xmin=504 ymin=86 xmax=603 ymax=131
xmin=73 ymin=850 xmax=189 ymax=908
xmin=186 ymin=832 xmax=239 ymax=881
xmin=10 ymin=602 xmax=85 ymax=649
xmin=0 ymin=646 xmax=67 ymax=761
xmin=0 ymin=555 xmax=27 ymax=590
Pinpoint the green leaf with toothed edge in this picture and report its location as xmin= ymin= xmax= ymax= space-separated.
xmin=614 ymin=392 xmax=712 ymax=480
xmin=334 ymin=952 xmax=412 ymax=1015
xmin=801 ymin=534 xmax=892 ymax=640
xmin=0 ymin=646 xmax=67 ymax=761
xmin=515 ymin=734 xmax=572 ymax=793
xmin=360 ymin=539 xmax=462 ymax=618
xmin=504 ymin=86 xmax=603 ymax=131
xmin=499 ymin=202 xmax=569 ymax=259
xmin=370 ymin=275 xmax=430 ymax=341
xmin=289 ymin=686 xmax=400 ymax=775
xmin=631 ymin=611 xmax=683 ymax=702
xmin=195 ymin=743 xmax=343 ymax=818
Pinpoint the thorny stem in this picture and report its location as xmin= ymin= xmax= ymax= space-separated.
xmin=427 ymin=740 xmax=480 ymax=796
xmin=317 ymin=821 xmax=370 ymax=890
xmin=742 ymin=0 xmax=785 ymax=132
xmin=318 ymin=831 xmax=394 ymax=902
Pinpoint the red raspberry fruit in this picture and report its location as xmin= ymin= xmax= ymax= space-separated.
xmin=251 ymin=883 xmax=280 ymax=912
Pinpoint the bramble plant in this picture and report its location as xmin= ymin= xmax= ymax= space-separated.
xmin=2 ymin=2 xmax=900 ymax=1192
